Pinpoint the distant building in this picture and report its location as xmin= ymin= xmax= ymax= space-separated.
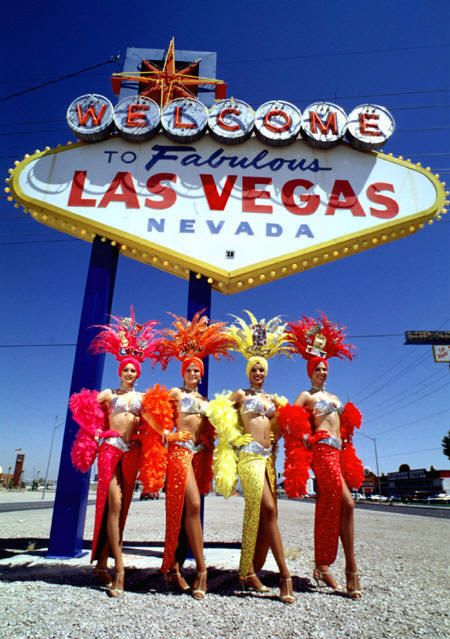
xmin=362 ymin=465 xmax=450 ymax=498
xmin=385 ymin=465 xmax=450 ymax=498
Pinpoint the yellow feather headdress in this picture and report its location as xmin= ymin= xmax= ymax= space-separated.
xmin=226 ymin=310 xmax=293 ymax=360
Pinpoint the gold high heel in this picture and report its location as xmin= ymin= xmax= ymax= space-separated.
xmin=279 ymin=576 xmax=295 ymax=604
xmin=93 ymin=567 xmax=112 ymax=588
xmin=192 ymin=571 xmax=207 ymax=600
xmin=238 ymin=573 xmax=270 ymax=593
xmin=345 ymin=571 xmax=362 ymax=599
xmin=166 ymin=569 xmax=190 ymax=592
xmin=107 ymin=570 xmax=124 ymax=598
xmin=312 ymin=567 xmax=340 ymax=591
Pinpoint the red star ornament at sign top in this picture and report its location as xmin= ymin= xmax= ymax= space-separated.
xmin=111 ymin=38 xmax=227 ymax=107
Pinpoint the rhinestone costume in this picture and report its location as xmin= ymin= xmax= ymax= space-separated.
xmin=161 ymin=418 xmax=214 ymax=574
xmin=237 ymin=446 xmax=277 ymax=578
xmin=91 ymin=439 xmax=141 ymax=561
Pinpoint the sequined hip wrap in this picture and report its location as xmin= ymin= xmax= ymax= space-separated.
xmin=311 ymin=441 xmax=343 ymax=566
xmin=91 ymin=438 xmax=141 ymax=562
xmin=237 ymin=447 xmax=276 ymax=577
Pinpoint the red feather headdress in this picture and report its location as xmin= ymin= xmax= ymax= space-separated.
xmin=287 ymin=312 xmax=354 ymax=363
xmin=89 ymin=305 xmax=160 ymax=364
xmin=155 ymin=310 xmax=234 ymax=370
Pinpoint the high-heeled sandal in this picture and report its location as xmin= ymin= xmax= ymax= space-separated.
xmin=279 ymin=576 xmax=295 ymax=604
xmin=238 ymin=573 xmax=270 ymax=593
xmin=192 ymin=571 xmax=207 ymax=600
xmin=312 ymin=567 xmax=340 ymax=591
xmin=166 ymin=569 xmax=190 ymax=593
xmin=345 ymin=571 xmax=362 ymax=599
xmin=107 ymin=571 xmax=125 ymax=598
xmin=93 ymin=567 xmax=112 ymax=588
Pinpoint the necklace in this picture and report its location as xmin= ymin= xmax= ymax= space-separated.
xmin=247 ymin=386 xmax=264 ymax=394
xmin=310 ymin=384 xmax=325 ymax=393
xmin=116 ymin=386 xmax=134 ymax=394
xmin=181 ymin=385 xmax=198 ymax=394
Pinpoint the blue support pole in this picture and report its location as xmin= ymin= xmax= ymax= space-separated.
xmin=47 ymin=237 xmax=118 ymax=558
xmin=187 ymin=272 xmax=212 ymax=537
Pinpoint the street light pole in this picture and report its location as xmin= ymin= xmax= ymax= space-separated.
xmin=357 ymin=432 xmax=382 ymax=495
xmin=42 ymin=417 xmax=63 ymax=500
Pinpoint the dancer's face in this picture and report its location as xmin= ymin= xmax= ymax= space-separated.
xmin=249 ymin=363 xmax=266 ymax=388
xmin=120 ymin=363 xmax=138 ymax=386
xmin=311 ymin=362 xmax=328 ymax=387
xmin=183 ymin=364 xmax=201 ymax=388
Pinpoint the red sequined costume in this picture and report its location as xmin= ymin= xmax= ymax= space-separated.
xmin=70 ymin=308 xmax=162 ymax=563
xmin=280 ymin=313 xmax=364 ymax=568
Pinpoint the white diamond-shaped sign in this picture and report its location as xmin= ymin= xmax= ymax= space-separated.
xmin=8 ymin=135 xmax=445 ymax=293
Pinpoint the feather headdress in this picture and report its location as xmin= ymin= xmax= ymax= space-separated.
xmin=287 ymin=312 xmax=354 ymax=364
xmin=155 ymin=310 xmax=234 ymax=370
xmin=89 ymin=306 xmax=160 ymax=372
xmin=226 ymin=310 xmax=293 ymax=360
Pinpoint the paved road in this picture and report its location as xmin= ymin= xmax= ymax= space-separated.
xmin=0 ymin=499 xmax=96 ymax=513
xmin=1 ymin=497 xmax=449 ymax=518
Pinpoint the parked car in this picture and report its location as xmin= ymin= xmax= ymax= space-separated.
xmin=140 ymin=491 xmax=160 ymax=501
xmin=369 ymin=494 xmax=388 ymax=502
xmin=427 ymin=493 xmax=450 ymax=504
xmin=387 ymin=494 xmax=402 ymax=503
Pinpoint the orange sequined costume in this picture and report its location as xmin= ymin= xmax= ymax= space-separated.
xmin=153 ymin=311 xmax=232 ymax=574
xmin=161 ymin=429 xmax=214 ymax=572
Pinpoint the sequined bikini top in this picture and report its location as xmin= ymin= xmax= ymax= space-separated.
xmin=179 ymin=394 xmax=208 ymax=416
xmin=110 ymin=392 xmax=142 ymax=416
xmin=240 ymin=393 xmax=276 ymax=418
xmin=313 ymin=398 xmax=344 ymax=417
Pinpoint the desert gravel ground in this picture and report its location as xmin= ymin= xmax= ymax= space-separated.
xmin=0 ymin=491 xmax=449 ymax=639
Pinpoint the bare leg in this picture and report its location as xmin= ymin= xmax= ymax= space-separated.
xmin=339 ymin=480 xmax=361 ymax=596
xmin=252 ymin=515 xmax=270 ymax=574
xmin=106 ymin=471 xmax=125 ymax=595
xmin=183 ymin=465 xmax=207 ymax=595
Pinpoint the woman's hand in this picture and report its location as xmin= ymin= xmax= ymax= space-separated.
xmin=232 ymin=433 xmax=253 ymax=447
xmin=165 ymin=430 xmax=193 ymax=443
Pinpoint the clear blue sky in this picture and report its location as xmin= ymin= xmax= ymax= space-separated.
xmin=1 ymin=0 xmax=450 ymax=482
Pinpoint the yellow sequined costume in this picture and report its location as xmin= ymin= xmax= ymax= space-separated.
xmin=207 ymin=393 xmax=280 ymax=577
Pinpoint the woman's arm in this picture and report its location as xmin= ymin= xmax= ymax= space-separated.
xmin=97 ymin=388 xmax=113 ymax=404
xmin=294 ymin=390 xmax=310 ymax=407
xmin=229 ymin=388 xmax=245 ymax=407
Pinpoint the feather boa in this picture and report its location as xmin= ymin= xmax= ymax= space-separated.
xmin=206 ymin=393 xmax=240 ymax=498
xmin=340 ymin=402 xmax=362 ymax=440
xmin=140 ymin=385 xmax=174 ymax=492
xmin=278 ymin=404 xmax=313 ymax=498
xmin=341 ymin=442 xmax=364 ymax=489
xmin=340 ymin=402 xmax=364 ymax=489
xmin=69 ymin=389 xmax=108 ymax=472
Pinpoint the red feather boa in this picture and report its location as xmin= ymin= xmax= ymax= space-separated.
xmin=278 ymin=405 xmax=313 ymax=498
xmin=340 ymin=402 xmax=364 ymax=489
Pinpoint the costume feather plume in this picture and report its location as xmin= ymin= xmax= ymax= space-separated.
xmin=287 ymin=312 xmax=354 ymax=362
xmin=155 ymin=310 xmax=234 ymax=368
xmin=226 ymin=310 xmax=293 ymax=359
xmin=90 ymin=305 xmax=159 ymax=363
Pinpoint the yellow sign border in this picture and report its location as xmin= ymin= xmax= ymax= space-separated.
xmin=6 ymin=142 xmax=448 ymax=294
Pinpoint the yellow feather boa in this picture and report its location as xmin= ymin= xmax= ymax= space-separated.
xmin=206 ymin=392 xmax=241 ymax=498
